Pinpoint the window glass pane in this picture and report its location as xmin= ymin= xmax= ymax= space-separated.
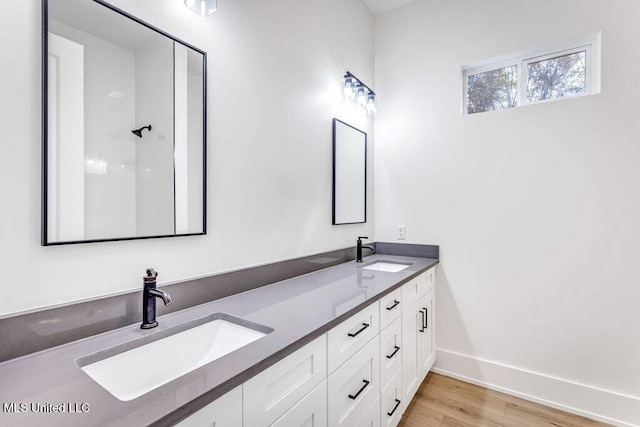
xmin=466 ymin=65 xmax=518 ymax=114
xmin=527 ymin=51 xmax=586 ymax=102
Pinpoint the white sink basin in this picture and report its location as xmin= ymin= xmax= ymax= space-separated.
xmin=77 ymin=314 xmax=272 ymax=401
xmin=362 ymin=260 xmax=412 ymax=272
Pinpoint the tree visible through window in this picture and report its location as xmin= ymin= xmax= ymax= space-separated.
xmin=467 ymin=65 xmax=518 ymax=114
xmin=463 ymin=35 xmax=599 ymax=115
xmin=526 ymin=51 xmax=586 ymax=103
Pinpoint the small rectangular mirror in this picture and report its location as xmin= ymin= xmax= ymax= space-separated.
xmin=332 ymin=119 xmax=367 ymax=225
xmin=42 ymin=0 xmax=206 ymax=245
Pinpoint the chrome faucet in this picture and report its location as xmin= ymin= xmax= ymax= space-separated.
xmin=356 ymin=236 xmax=376 ymax=263
xmin=141 ymin=268 xmax=172 ymax=329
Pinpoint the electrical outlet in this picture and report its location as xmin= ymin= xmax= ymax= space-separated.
xmin=397 ymin=225 xmax=406 ymax=240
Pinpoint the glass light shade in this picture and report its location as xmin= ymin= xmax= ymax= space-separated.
xmin=185 ymin=0 xmax=217 ymax=16
xmin=366 ymin=96 xmax=376 ymax=115
xmin=343 ymin=78 xmax=354 ymax=99
xmin=356 ymin=86 xmax=367 ymax=106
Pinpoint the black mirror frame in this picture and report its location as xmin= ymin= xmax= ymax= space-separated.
xmin=332 ymin=118 xmax=367 ymax=225
xmin=41 ymin=0 xmax=207 ymax=245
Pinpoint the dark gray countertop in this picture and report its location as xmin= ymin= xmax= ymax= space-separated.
xmin=0 ymin=255 xmax=438 ymax=427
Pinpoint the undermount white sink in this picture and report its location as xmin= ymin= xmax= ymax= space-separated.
xmin=362 ymin=260 xmax=412 ymax=272
xmin=77 ymin=314 xmax=272 ymax=401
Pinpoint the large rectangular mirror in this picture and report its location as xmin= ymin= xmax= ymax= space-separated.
xmin=332 ymin=119 xmax=367 ymax=225
xmin=42 ymin=0 xmax=206 ymax=245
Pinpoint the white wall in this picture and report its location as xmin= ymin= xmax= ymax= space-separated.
xmin=0 ymin=0 xmax=374 ymax=315
xmin=374 ymin=0 xmax=640 ymax=424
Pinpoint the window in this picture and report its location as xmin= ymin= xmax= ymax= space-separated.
xmin=463 ymin=34 xmax=600 ymax=115
xmin=466 ymin=65 xmax=518 ymax=114
xmin=525 ymin=48 xmax=588 ymax=103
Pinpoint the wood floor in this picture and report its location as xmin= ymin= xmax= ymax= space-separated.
xmin=398 ymin=373 xmax=611 ymax=427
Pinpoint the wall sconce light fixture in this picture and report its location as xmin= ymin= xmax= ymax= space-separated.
xmin=185 ymin=0 xmax=217 ymax=16
xmin=343 ymin=71 xmax=376 ymax=116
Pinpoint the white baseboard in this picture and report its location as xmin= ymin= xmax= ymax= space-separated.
xmin=432 ymin=348 xmax=639 ymax=427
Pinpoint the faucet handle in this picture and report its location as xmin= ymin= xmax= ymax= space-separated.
xmin=144 ymin=268 xmax=158 ymax=285
xmin=358 ymin=236 xmax=369 ymax=240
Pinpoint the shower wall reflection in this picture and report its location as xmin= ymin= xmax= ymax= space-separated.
xmin=44 ymin=0 xmax=206 ymax=245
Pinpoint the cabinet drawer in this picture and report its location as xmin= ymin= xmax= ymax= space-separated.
xmin=379 ymin=288 xmax=402 ymax=330
xmin=271 ymin=380 xmax=327 ymax=427
xmin=176 ymin=385 xmax=242 ymax=427
xmin=327 ymin=302 xmax=379 ymax=374
xmin=420 ymin=267 xmax=435 ymax=294
xmin=355 ymin=396 xmax=381 ymax=427
xmin=379 ymin=316 xmax=402 ymax=390
xmin=328 ymin=335 xmax=380 ymax=427
xmin=380 ymin=371 xmax=402 ymax=427
xmin=243 ymin=335 xmax=327 ymax=427
xmin=401 ymin=276 xmax=421 ymax=311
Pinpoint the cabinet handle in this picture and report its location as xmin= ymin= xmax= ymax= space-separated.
xmin=423 ymin=307 xmax=428 ymax=329
xmin=348 ymin=379 xmax=370 ymax=400
xmin=386 ymin=299 xmax=400 ymax=311
xmin=419 ymin=310 xmax=425 ymax=333
xmin=348 ymin=322 xmax=370 ymax=337
xmin=386 ymin=345 xmax=400 ymax=359
xmin=387 ymin=399 xmax=401 ymax=417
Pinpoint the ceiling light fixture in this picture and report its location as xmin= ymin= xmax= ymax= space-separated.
xmin=185 ymin=0 xmax=217 ymax=16
xmin=342 ymin=71 xmax=376 ymax=116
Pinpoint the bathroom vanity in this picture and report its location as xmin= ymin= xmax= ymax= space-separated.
xmin=0 ymin=254 xmax=437 ymax=426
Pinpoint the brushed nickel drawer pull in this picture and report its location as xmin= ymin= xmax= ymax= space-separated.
xmin=348 ymin=379 xmax=370 ymax=400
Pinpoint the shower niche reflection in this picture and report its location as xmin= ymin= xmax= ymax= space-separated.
xmin=43 ymin=0 xmax=206 ymax=245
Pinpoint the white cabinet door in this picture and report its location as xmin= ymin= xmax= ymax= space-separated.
xmin=244 ymin=335 xmax=327 ymax=427
xmin=327 ymin=302 xmax=379 ymax=374
xmin=401 ymin=290 xmax=436 ymax=412
xmin=176 ymin=386 xmax=242 ymax=427
xmin=379 ymin=316 xmax=402 ymax=390
xmin=354 ymin=396 xmax=381 ymax=427
xmin=380 ymin=371 xmax=402 ymax=427
xmin=417 ymin=289 xmax=435 ymax=381
xmin=401 ymin=299 xmax=421 ymax=411
xmin=328 ymin=335 xmax=380 ymax=427
xmin=271 ymin=380 xmax=328 ymax=427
